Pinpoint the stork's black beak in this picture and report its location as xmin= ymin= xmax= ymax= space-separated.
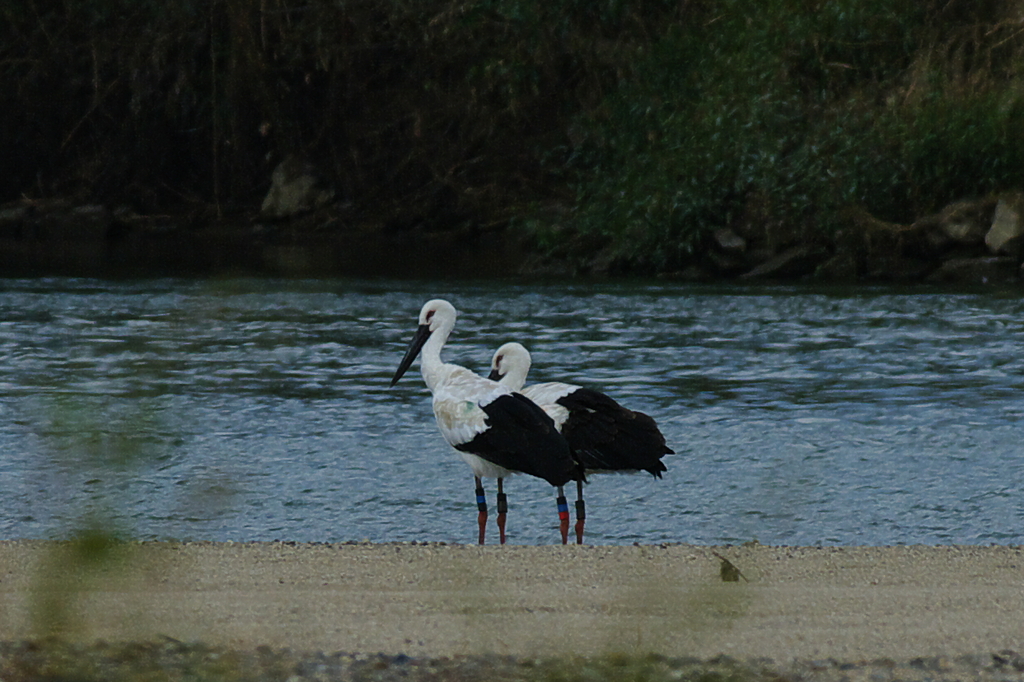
xmin=390 ymin=323 xmax=431 ymax=386
xmin=487 ymin=368 xmax=502 ymax=382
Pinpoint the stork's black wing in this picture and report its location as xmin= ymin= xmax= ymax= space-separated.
xmin=454 ymin=393 xmax=581 ymax=487
xmin=557 ymin=388 xmax=671 ymax=477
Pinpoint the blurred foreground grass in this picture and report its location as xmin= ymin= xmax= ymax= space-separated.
xmin=26 ymin=395 xmax=163 ymax=639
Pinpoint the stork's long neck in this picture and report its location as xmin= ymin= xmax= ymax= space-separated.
xmin=500 ymin=356 xmax=531 ymax=391
xmin=419 ymin=320 xmax=453 ymax=392
xmin=499 ymin=367 xmax=524 ymax=391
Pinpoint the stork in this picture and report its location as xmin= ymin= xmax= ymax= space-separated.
xmin=488 ymin=341 xmax=672 ymax=544
xmin=390 ymin=300 xmax=582 ymax=545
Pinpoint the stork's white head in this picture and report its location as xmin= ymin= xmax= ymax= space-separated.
xmin=391 ymin=298 xmax=459 ymax=387
xmin=488 ymin=342 xmax=532 ymax=391
xmin=418 ymin=298 xmax=457 ymax=334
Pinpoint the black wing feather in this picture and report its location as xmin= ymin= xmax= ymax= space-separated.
xmin=557 ymin=388 xmax=672 ymax=477
xmin=454 ymin=393 xmax=581 ymax=487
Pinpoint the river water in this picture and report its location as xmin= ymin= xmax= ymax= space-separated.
xmin=1 ymin=278 xmax=1022 ymax=546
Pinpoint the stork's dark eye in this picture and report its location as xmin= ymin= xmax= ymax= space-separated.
xmin=426 ymin=310 xmax=435 ymax=322
xmin=495 ymin=355 xmax=504 ymax=366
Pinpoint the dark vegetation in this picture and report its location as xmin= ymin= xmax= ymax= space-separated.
xmin=2 ymin=0 xmax=1024 ymax=276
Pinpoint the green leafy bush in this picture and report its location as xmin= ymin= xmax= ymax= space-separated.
xmin=566 ymin=0 xmax=1024 ymax=271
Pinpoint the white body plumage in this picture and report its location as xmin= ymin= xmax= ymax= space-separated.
xmin=391 ymin=300 xmax=577 ymax=487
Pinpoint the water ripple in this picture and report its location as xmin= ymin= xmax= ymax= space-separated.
xmin=1 ymin=279 xmax=1023 ymax=545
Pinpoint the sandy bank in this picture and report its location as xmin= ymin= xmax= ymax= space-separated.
xmin=1 ymin=541 xmax=1022 ymax=661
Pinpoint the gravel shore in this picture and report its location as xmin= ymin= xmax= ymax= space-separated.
xmin=3 ymin=639 xmax=1024 ymax=682
xmin=2 ymin=541 xmax=1023 ymax=680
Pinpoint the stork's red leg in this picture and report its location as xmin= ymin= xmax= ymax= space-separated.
xmin=475 ymin=477 xmax=487 ymax=545
xmin=556 ymin=487 xmax=569 ymax=544
xmin=496 ymin=478 xmax=508 ymax=545
xmin=574 ymin=479 xmax=586 ymax=545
